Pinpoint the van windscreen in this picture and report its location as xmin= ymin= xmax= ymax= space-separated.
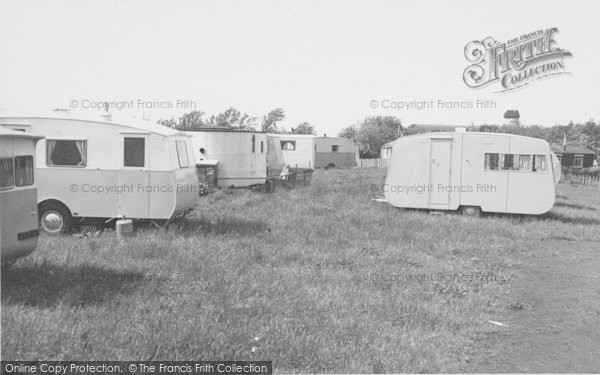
xmin=15 ymin=156 xmax=34 ymax=186
xmin=0 ymin=158 xmax=14 ymax=189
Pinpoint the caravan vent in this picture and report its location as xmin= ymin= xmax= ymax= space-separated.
xmin=455 ymin=127 xmax=467 ymax=133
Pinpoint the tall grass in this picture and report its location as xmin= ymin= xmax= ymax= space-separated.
xmin=2 ymin=169 xmax=599 ymax=372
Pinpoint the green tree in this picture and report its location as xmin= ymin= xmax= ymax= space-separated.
xmin=208 ymin=107 xmax=257 ymax=129
xmin=354 ymin=116 xmax=403 ymax=158
xmin=261 ymin=108 xmax=285 ymax=133
xmin=178 ymin=110 xmax=207 ymax=130
xmin=291 ymin=122 xmax=315 ymax=134
xmin=158 ymin=118 xmax=177 ymax=128
xmin=338 ymin=125 xmax=358 ymax=139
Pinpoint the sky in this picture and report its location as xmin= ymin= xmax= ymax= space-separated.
xmin=1 ymin=0 xmax=599 ymax=136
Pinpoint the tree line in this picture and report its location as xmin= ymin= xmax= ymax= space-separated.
xmin=158 ymin=107 xmax=315 ymax=134
xmin=338 ymin=117 xmax=600 ymax=159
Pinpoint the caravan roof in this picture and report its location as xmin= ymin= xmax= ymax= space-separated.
xmin=0 ymin=111 xmax=188 ymax=137
xmin=0 ymin=127 xmax=43 ymax=139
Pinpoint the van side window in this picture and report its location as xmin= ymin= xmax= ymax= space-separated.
xmin=501 ymin=154 xmax=515 ymax=170
xmin=15 ymin=156 xmax=34 ymax=186
xmin=484 ymin=153 xmax=499 ymax=170
xmin=517 ymin=155 xmax=531 ymax=171
xmin=176 ymin=140 xmax=189 ymax=168
xmin=533 ymin=155 xmax=547 ymax=172
xmin=47 ymin=140 xmax=87 ymax=167
xmin=124 ymin=137 xmax=145 ymax=167
xmin=281 ymin=141 xmax=296 ymax=151
xmin=0 ymin=158 xmax=14 ymax=189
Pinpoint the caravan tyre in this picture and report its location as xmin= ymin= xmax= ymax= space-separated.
xmin=461 ymin=206 xmax=481 ymax=217
xmin=39 ymin=202 xmax=72 ymax=235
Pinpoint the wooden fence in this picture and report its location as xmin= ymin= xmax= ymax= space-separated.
xmin=563 ymin=172 xmax=600 ymax=187
xmin=359 ymin=158 xmax=390 ymax=168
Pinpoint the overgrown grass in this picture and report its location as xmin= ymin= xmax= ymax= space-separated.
xmin=2 ymin=169 xmax=599 ymax=372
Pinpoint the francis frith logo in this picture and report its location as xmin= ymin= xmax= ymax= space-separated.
xmin=463 ymin=27 xmax=573 ymax=92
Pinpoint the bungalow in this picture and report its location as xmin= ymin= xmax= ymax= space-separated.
xmin=550 ymin=143 xmax=596 ymax=168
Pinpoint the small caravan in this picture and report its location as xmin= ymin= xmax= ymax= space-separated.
xmin=0 ymin=112 xmax=199 ymax=233
xmin=185 ymin=129 xmax=267 ymax=188
xmin=384 ymin=130 xmax=560 ymax=215
xmin=267 ymin=134 xmax=359 ymax=169
xmin=1 ymin=128 xmax=43 ymax=263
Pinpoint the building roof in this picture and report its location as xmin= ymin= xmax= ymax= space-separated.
xmin=381 ymin=140 xmax=398 ymax=148
xmin=0 ymin=111 xmax=189 ymax=137
xmin=550 ymin=143 xmax=596 ymax=155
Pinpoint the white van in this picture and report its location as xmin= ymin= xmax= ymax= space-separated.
xmin=1 ymin=128 xmax=43 ymax=262
xmin=0 ymin=112 xmax=199 ymax=233
xmin=185 ymin=129 xmax=267 ymax=188
xmin=384 ymin=130 xmax=561 ymax=215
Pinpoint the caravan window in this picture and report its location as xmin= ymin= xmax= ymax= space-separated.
xmin=124 ymin=137 xmax=145 ymax=167
xmin=261 ymin=141 xmax=264 ymax=153
xmin=15 ymin=156 xmax=34 ymax=186
xmin=281 ymin=141 xmax=296 ymax=151
xmin=517 ymin=155 xmax=532 ymax=171
xmin=501 ymin=154 xmax=515 ymax=170
xmin=176 ymin=140 xmax=189 ymax=168
xmin=252 ymin=134 xmax=256 ymax=153
xmin=0 ymin=158 xmax=14 ymax=189
xmin=533 ymin=155 xmax=547 ymax=172
xmin=47 ymin=140 xmax=87 ymax=167
xmin=484 ymin=153 xmax=499 ymax=170
xmin=332 ymin=145 xmax=339 ymax=152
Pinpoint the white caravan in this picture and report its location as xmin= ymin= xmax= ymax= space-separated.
xmin=0 ymin=112 xmax=199 ymax=233
xmin=1 ymin=128 xmax=43 ymax=263
xmin=185 ymin=129 xmax=267 ymax=188
xmin=384 ymin=130 xmax=561 ymax=215
xmin=267 ymin=134 xmax=359 ymax=169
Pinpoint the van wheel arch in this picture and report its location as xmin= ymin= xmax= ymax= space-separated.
xmin=38 ymin=200 xmax=73 ymax=234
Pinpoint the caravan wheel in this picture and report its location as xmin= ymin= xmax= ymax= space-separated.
xmin=39 ymin=202 xmax=72 ymax=235
xmin=461 ymin=206 xmax=481 ymax=217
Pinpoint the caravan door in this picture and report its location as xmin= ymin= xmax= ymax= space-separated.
xmin=118 ymin=134 xmax=150 ymax=218
xmin=429 ymin=139 xmax=452 ymax=206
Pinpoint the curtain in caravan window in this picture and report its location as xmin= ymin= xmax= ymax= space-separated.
xmin=517 ymin=155 xmax=531 ymax=171
xmin=15 ymin=156 xmax=34 ymax=186
xmin=75 ymin=141 xmax=87 ymax=167
xmin=0 ymin=158 xmax=14 ymax=189
xmin=47 ymin=140 xmax=86 ymax=167
xmin=484 ymin=153 xmax=499 ymax=170
xmin=533 ymin=155 xmax=547 ymax=172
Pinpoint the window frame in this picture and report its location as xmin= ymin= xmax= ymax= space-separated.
xmin=46 ymin=138 xmax=88 ymax=168
xmin=176 ymin=140 xmax=190 ymax=168
xmin=14 ymin=155 xmax=34 ymax=187
xmin=123 ymin=137 xmax=146 ymax=168
xmin=485 ymin=152 xmax=548 ymax=173
xmin=574 ymin=154 xmax=584 ymax=168
xmin=281 ymin=140 xmax=296 ymax=151
xmin=0 ymin=157 xmax=15 ymax=190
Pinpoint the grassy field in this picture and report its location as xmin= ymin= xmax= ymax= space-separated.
xmin=2 ymin=169 xmax=599 ymax=372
